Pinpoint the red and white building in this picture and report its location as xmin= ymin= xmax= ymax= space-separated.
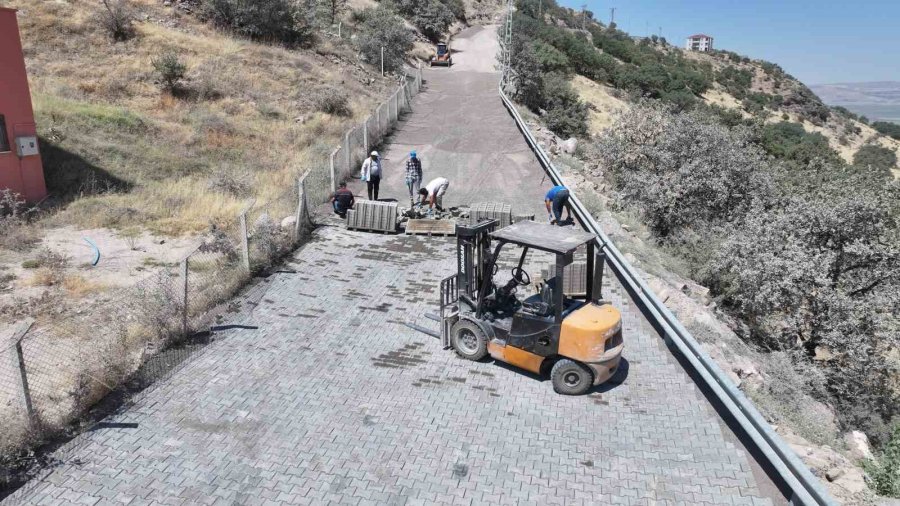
xmin=685 ymin=34 xmax=714 ymax=52
xmin=0 ymin=7 xmax=46 ymax=203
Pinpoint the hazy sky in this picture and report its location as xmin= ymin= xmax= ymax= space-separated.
xmin=557 ymin=0 xmax=900 ymax=85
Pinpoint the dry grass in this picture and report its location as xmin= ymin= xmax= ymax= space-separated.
xmin=570 ymin=75 xmax=629 ymax=136
xmin=9 ymin=0 xmax=395 ymax=236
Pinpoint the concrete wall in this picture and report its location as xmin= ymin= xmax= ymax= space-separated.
xmin=0 ymin=7 xmax=46 ymax=203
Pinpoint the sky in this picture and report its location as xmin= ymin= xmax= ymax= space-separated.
xmin=557 ymin=0 xmax=900 ymax=85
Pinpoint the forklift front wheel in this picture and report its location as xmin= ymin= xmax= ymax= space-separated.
xmin=551 ymin=359 xmax=594 ymax=395
xmin=450 ymin=320 xmax=489 ymax=361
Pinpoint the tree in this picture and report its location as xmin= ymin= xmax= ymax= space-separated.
xmin=319 ymin=0 xmax=347 ymax=25
xmin=356 ymin=7 xmax=413 ymax=73
xmin=596 ymin=102 xmax=773 ymax=237
xmin=854 ymin=144 xmax=898 ymax=178
xmin=506 ymin=34 xmax=544 ymax=111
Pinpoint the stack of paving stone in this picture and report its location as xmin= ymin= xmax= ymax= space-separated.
xmin=541 ymin=262 xmax=587 ymax=296
xmin=346 ymin=200 xmax=398 ymax=233
xmin=468 ymin=202 xmax=512 ymax=228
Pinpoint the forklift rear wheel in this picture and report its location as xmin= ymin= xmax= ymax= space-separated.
xmin=551 ymin=359 xmax=594 ymax=395
xmin=450 ymin=320 xmax=489 ymax=361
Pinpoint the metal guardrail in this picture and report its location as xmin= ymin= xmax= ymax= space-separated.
xmin=498 ymin=84 xmax=835 ymax=506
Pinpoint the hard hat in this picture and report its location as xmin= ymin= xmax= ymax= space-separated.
xmin=410 ymin=151 xmax=417 ymax=158
xmin=371 ymin=151 xmax=379 ymax=157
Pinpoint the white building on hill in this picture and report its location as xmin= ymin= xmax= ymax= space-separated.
xmin=686 ymin=34 xmax=714 ymax=52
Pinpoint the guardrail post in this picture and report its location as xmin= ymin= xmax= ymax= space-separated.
xmin=7 ymin=319 xmax=37 ymax=431
xmin=239 ymin=211 xmax=251 ymax=273
xmin=181 ymin=258 xmax=189 ymax=336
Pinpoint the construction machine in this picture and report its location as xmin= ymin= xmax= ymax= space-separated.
xmin=439 ymin=220 xmax=624 ymax=395
xmin=430 ymin=42 xmax=452 ymax=67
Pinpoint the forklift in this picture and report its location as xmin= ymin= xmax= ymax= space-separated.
xmin=439 ymin=220 xmax=624 ymax=395
xmin=430 ymin=41 xmax=452 ymax=67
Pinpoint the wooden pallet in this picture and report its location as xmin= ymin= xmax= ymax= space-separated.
xmin=404 ymin=219 xmax=457 ymax=236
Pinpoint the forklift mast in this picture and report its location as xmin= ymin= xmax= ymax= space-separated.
xmin=456 ymin=220 xmax=498 ymax=299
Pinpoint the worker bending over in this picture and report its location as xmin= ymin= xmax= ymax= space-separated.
xmin=405 ymin=151 xmax=423 ymax=206
xmin=360 ymin=151 xmax=382 ymax=201
xmin=418 ymin=177 xmax=450 ymax=211
xmin=545 ymin=185 xmax=571 ymax=226
xmin=331 ymin=182 xmax=355 ymax=219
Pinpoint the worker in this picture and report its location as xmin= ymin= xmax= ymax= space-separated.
xmin=405 ymin=151 xmax=423 ymax=206
xmin=330 ymin=182 xmax=355 ymax=219
xmin=545 ymin=185 xmax=571 ymax=226
xmin=360 ymin=150 xmax=382 ymax=201
xmin=418 ymin=176 xmax=450 ymax=211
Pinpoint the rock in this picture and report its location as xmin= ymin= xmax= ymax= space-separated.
xmin=621 ymin=224 xmax=631 ymax=232
xmin=280 ymin=216 xmax=298 ymax=230
xmin=843 ymin=431 xmax=874 ymax=462
xmin=624 ymin=252 xmax=637 ymax=264
xmin=814 ymin=346 xmax=835 ymax=362
xmin=562 ymin=137 xmax=578 ymax=154
xmin=294 ymin=115 xmax=308 ymax=124
xmin=825 ymin=467 xmax=845 ymax=481
xmin=832 ymin=468 xmax=867 ymax=494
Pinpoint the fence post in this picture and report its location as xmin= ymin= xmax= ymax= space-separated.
xmin=294 ymin=175 xmax=310 ymax=239
xmin=375 ymin=106 xmax=382 ymax=142
xmin=239 ymin=211 xmax=250 ymax=273
xmin=343 ymin=130 xmax=351 ymax=178
xmin=363 ymin=119 xmax=369 ymax=155
xmin=181 ymin=258 xmax=189 ymax=336
xmin=7 ymin=318 xmax=37 ymax=431
xmin=330 ymin=148 xmax=338 ymax=192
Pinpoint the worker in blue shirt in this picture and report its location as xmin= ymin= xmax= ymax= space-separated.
xmin=544 ymin=185 xmax=571 ymax=226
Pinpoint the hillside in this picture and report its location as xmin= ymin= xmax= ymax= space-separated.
xmin=504 ymin=1 xmax=900 ymax=503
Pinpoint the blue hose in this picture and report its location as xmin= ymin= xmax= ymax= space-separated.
xmin=83 ymin=237 xmax=100 ymax=266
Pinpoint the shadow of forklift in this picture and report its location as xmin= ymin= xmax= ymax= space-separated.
xmin=439 ymin=220 xmax=624 ymax=395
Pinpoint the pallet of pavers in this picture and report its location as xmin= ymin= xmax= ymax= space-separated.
xmin=405 ymin=219 xmax=456 ymax=236
xmin=346 ymin=200 xmax=398 ymax=233
xmin=469 ymin=202 xmax=512 ymax=228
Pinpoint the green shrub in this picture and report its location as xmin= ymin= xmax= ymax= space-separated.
xmin=873 ymin=121 xmax=900 ymax=140
xmin=202 ymin=0 xmax=314 ymax=46
xmin=356 ymin=7 xmax=413 ymax=73
xmin=853 ymin=144 xmax=897 ymax=177
xmin=532 ymin=40 xmax=570 ymax=74
xmin=314 ymin=87 xmax=352 ymax=117
xmin=438 ymin=0 xmax=466 ymax=21
xmin=393 ymin=0 xmax=455 ymax=43
xmin=151 ymin=51 xmax=187 ymax=92
xmin=866 ymin=423 xmax=900 ymax=497
xmin=99 ymin=0 xmax=135 ymax=41
xmin=541 ymin=73 xmax=588 ymax=138
xmin=758 ymin=121 xmax=842 ymax=167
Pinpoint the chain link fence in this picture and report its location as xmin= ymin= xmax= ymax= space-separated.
xmin=0 ymin=65 xmax=425 ymax=476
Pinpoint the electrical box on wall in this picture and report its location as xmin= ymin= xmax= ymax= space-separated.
xmin=15 ymin=136 xmax=38 ymax=157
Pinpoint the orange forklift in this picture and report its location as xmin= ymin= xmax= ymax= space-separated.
xmin=439 ymin=220 xmax=624 ymax=395
xmin=430 ymin=41 xmax=452 ymax=67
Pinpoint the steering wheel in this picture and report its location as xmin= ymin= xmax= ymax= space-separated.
xmin=511 ymin=267 xmax=531 ymax=286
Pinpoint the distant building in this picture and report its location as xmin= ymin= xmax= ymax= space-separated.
xmin=0 ymin=7 xmax=46 ymax=203
xmin=685 ymin=34 xmax=714 ymax=52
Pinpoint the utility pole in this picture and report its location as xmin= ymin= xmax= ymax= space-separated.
xmin=582 ymin=4 xmax=587 ymax=31
xmin=538 ymin=0 xmax=542 ymax=18
xmin=381 ymin=46 xmax=385 ymax=77
xmin=609 ymin=7 xmax=616 ymax=27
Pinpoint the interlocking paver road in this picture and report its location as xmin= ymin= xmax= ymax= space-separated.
xmin=5 ymin=25 xmax=783 ymax=506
